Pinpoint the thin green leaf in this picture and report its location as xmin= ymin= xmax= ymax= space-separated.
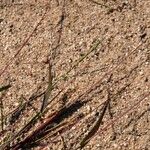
xmin=40 ymin=61 xmax=53 ymax=112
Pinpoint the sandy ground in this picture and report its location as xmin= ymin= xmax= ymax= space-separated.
xmin=0 ymin=0 xmax=150 ymax=150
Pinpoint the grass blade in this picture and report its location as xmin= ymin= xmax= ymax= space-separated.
xmin=40 ymin=61 xmax=53 ymax=112
xmin=79 ymin=93 xmax=110 ymax=149
xmin=0 ymin=84 xmax=11 ymax=131
xmin=0 ymin=39 xmax=103 ymax=149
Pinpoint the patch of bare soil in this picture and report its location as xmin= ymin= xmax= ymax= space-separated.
xmin=0 ymin=0 xmax=149 ymax=150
